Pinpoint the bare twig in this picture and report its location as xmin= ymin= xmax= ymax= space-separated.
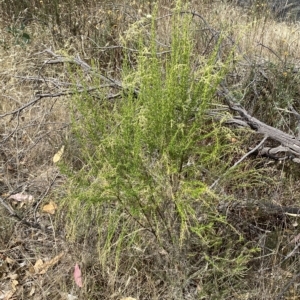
xmin=279 ymin=242 xmax=300 ymax=265
xmin=33 ymin=172 xmax=60 ymax=223
xmin=289 ymin=106 xmax=300 ymax=140
xmin=210 ymin=135 xmax=268 ymax=190
xmin=0 ymin=196 xmax=42 ymax=230
xmin=1 ymin=110 xmax=21 ymax=144
xmin=0 ymin=196 xmax=17 ymax=217
xmin=276 ymin=271 xmax=300 ymax=299
xmin=257 ymin=42 xmax=284 ymax=63
xmin=44 ymin=49 xmax=126 ymax=90
xmin=0 ymin=85 xmax=115 ymax=119
xmin=0 ymin=97 xmax=41 ymax=119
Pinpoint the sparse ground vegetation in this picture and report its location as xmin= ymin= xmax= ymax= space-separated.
xmin=2 ymin=0 xmax=300 ymax=299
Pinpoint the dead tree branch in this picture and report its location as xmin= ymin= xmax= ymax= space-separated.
xmin=218 ymin=85 xmax=300 ymax=164
xmin=1 ymin=49 xmax=125 ymax=119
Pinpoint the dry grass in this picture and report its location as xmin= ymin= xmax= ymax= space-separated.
xmin=1 ymin=0 xmax=300 ymax=299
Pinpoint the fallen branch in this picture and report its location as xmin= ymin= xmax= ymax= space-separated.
xmin=0 ymin=88 xmax=95 ymax=119
xmin=0 ymin=49 xmax=137 ymax=119
xmin=258 ymin=145 xmax=300 ymax=163
xmin=0 ymin=85 xmax=118 ymax=119
xmin=43 ymin=49 xmax=125 ymax=90
xmin=218 ymin=85 xmax=300 ymax=163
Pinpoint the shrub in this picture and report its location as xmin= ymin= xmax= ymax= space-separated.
xmin=63 ymin=2 xmax=256 ymax=298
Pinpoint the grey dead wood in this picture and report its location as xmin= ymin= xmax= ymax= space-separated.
xmin=217 ymin=85 xmax=300 ymax=164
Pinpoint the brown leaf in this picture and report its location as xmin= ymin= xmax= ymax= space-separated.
xmin=42 ymin=201 xmax=57 ymax=214
xmin=31 ymin=252 xmax=64 ymax=275
xmin=5 ymin=257 xmax=15 ymax=265
xmin=11 ymin=279 xmax=18 ymax=291
xmin=53 ymin=145 xmax=65 ymax=163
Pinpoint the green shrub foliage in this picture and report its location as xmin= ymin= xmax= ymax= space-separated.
xmin=65 ymin=3 xmax=255 ymax=298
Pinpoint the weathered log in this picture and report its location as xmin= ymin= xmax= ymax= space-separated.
xmin=218 ymin=199 xmax=300 ymax=217
xmin=218 ymin=86 xmax=300 ymax=164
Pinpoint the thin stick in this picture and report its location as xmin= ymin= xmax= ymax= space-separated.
xmin=210 ymin=135 xmax=268 ymax=190
xmin=33 ymin=173 xmax=59 ymax=222
xmin=0 ymin=196 xmax=42 ymax=230
xmin=276 ymin=271 xmax=300 ymax=299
